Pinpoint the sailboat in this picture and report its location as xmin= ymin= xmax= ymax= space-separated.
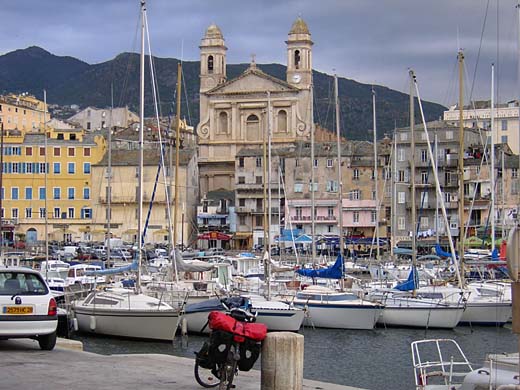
xmin=292 ymin=74 xmax=383 ymax=330
xmin=72 ymin=1 xmax=181 ymax=341
xmin=367 ymin=69 xmax=467 ymax=329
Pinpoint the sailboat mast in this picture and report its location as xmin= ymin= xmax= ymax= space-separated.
xmin=435 ymin=134 xmax=439 ymax=243
xmin=44 ymin=90 xmax=48 ymax=275
xmin=457 ymin=50 xmax=465 ymax=285
xmin=173 ymin=62 xmax=182 ymax=248
xmin=267 ymin=91 xmax=272 ymax=300
xmin=137 ymin=0 xmax=146 ymax=291
xmin=107 ymin=85 xmax=113 ymax=268
xmin=334 ymin=75 xmax=344 ymax=258
xmin=391 ymin=126 xmax=397 ymax=260
xmin=310 ymin=82 xmax=316 ymax=262
xmin=409 ymin=71 xmax=417 ymax=272
xmin=372 ymin=88 xmax=380 ymax=261
xmin=491 ymin=64 xmax=496 ymax=253
xmin=517 ymin=2 xmax=520 ymax=217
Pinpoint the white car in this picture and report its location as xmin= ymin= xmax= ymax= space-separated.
xmin=0 ymin=267 xmax=58 ymax=350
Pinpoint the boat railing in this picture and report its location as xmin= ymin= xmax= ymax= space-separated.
xmin=411 ymin=339 xmax=473 ymax=389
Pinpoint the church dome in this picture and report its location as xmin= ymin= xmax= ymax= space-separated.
xmin=205 ymin=24 xmax=223 ymax=39
xmin=289 ymin=17 xmax=310 ymax=35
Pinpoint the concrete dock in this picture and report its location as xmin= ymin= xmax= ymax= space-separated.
xmin=0 ymin=338 xmax=366 ymax=390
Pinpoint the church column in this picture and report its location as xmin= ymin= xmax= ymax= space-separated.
xmin=231 ymin=102 xmax=238 ymax=141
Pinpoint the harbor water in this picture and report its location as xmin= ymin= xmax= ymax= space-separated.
xmin=72 ymin=325 xmax=516 ymax=390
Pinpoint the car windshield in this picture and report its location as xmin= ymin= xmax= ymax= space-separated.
xmin=0 ymin=272 xmax=49 ymax=296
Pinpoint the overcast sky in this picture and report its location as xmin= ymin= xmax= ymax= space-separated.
xmin=2 ymin=0 xmax=519 ymax=106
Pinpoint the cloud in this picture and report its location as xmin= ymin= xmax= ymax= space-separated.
xmin=0 ymin=0 xmax=518 ymax=103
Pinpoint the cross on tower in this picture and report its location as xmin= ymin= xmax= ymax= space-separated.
xmin=250 ymin=53 xmax=256 ymax=68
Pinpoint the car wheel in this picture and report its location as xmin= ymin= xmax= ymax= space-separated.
xmin=38 ymin=331 xmax=57 ymax=351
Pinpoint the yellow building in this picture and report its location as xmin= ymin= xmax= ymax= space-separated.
xmin=0 ymin=125 xmax=106 ymax=245
xmin=0 ymin=93 xmax=48 ymax=132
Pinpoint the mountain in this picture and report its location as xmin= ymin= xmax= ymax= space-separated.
xmin=0 ymin=46 xmax=446 ymax=140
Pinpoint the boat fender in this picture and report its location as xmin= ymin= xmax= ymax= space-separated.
xmin=181 ymin=317 xmax=188 ymax=337
xmin=73 ymin=318 xmax=79 ymax=332
xmin=89 ymin=316 xmax=96 ymax=331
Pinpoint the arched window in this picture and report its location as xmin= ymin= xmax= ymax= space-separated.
xmin=277 ymin=110 xmax=287 ymax=132
xmin=208 ymin=55 xmax=214 ymax=74
xmin=294 ymin=50 xmax=301 ymax=69
xmin=246 ymin=114 xmax=260 ymax=141
xmin=219 ymin=112 xmax=228 ymax=134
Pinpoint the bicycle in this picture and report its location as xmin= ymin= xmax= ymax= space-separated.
xmin=194 ymin=306 xmax=267 ymax=390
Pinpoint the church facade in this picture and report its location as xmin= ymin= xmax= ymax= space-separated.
xmin=196 ymin=17 xmax=314 ymax=195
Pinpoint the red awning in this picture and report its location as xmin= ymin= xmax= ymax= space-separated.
xmin=198 ymin=231 xmax=232 ymax=241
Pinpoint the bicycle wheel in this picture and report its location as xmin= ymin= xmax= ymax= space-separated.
xmin=194 ymin=361 xmax=220 ymax=388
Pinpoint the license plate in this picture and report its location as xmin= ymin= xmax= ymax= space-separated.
xmin=3 ymin=306 xmax=33 ymax=314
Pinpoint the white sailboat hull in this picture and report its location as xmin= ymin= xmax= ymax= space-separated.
xmin=74 ymin=306 xmax=179 ymax=341
xmin=378 ymin=302 xmax=464 ymax=329
xmin=459 ymin=301 xmax=512 ymax=326
xmin=185 ymin=306 xmax=304 ymax=333
xmin=295 ymin=302 xmax=382 ymax=330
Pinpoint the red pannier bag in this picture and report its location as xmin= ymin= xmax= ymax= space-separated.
xmin=208 ymin=311 xmax=267 ymax=342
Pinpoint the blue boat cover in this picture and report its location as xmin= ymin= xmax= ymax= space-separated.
xmin=185 ymin=298 xmax=224 ymax=314
xmin=435 ymin=243 xmax=458 ymax=259
xmin=394 ymin=266 xmax=419 ymax=291
xmin=296 ymin=254 xmax=343 ymax=279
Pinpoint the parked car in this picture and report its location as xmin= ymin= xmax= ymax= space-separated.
xmin=0 ymin=267 xmax=58 ymax=350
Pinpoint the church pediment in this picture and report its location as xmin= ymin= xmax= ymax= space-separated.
xmin=207 ymin=67 xmax=298 ymax=95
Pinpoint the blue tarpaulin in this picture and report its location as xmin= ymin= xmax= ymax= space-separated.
xmin=296 ymin=254 xmax=343 ymax=279
xmin=394 ymin=266 xmax=419 ymax=291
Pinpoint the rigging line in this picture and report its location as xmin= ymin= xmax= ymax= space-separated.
xmin=468 ymin=0 xmax=491 ymax=103
xmin=144 ymin=13 xmax=164 ymax=120
xmin=496 ymin=0 xmax=500 ymax=106
xmin=441 ymin=57 xmax=459 ymax=109
xmin=118 ymin=8 xmax=142 ymax=108
xmin=181 ymin=63 xmax=192 ymax=126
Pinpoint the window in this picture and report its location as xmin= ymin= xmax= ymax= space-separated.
xmin=327 ymin=225 xmax=334 ymax=233
xmin=68 ymin=208 xmax=74 ymax=219
xmin=398 ymin=170 xmax=405 ymax=182
xmin=255 ymin=215 xmax=263 ymax=227
xmin=68 ymin=147 xmax=75 ymax=157
xmin=371 ymin=169 xmax=376 ymax=180
xmin=239 ymin=215 xmax=246 ymax=225
xmin=353 ymin=211 xmax=359 ymax=223
xmin=0 ymin=187 xmax=3 ymax=200
xmin=86 ymin=122 xmax=91 ymax=130
xmin=239 ymin=198 xmax=245 ymax=207
xmin=294 ymin=50 xmax=301 ymax=69
xmin=53 ymin=188 xmax=61 ymax=200
xmin=81 ymin=208 xmax=92 ymax=219
xmin=372 ymin=191 xmax=376 ymax=200
xmin=295 ymin=159 xmax=300 ymax=167
xmin=327 ymin=206 xmax=334 ymax=218
xmin=53 ymin=147 xmax=60 ymax=157
xmin=446 ymin=130 xmax=453 ymax=140
xmin=294 ymin=183 xmax=303 ymax=193
xmin=277 ymin=110 xmax=287 ymax=132
xmin=25 ymin=208 xmax=32 ymax=218
xmin=398 ymin=191 xmax=405 ymax=204
xmin=512 ymin=168 xmax=518 ymax=178
xmin=208 ymin=55 xmax=214 ymax=73
xmin=238 ymin=157 xmax=244 ymax=168
xmin=398 ymin=217 xmax=406 ymax=230
xmin=84 ymin=147 xmax=91 ymax=157
xmin=400 ymin=132 xmax=408 ymax=141
xmin=313 ymin=159 xmax=318 ymax=168
xmin=68 ymin=163 xmax=75 ymax=174
xmin=83 ymin=187 xmax=90 ymax=200
xmin=421 ymin=171 xmax=428 ymax=184
xmin=326 ymin=180 xmax=338 ymax=192
xmin=349 ymin=190 xmax=360 ymax=200
xmin=11 ymin=187 xmax=19 ymax=200
xmin=255 ymin=176 xmax=262 ymax=184
xmin=501 ymin=120 xmax=507 ymax=131
xmin=238 ymin=176 xmax=245 ymax=184
xmin=420 ymin=149 xmax=427 ymax=162
xmin=326 ymin=159 xmax=333 ymax=168
xmin=353 ymin=169 xmax=359 ymax=180
xmin=501 ymin=135 xmax=508 ymax=144
xmin=39 ymin=208 xmax=46 ymax=218
xmin=39 ymin=147 xmax=45 ymax=156
xmin=308 ymin=182 xmax=318 ymax=192
xmin=397 ymin=148 xmax=405 ymax=162
xmin=68 ymin=188 xmax=75 ymax=200
xmin=25 ymin=147 xmax=32 ymax=156
xmin=25 ymin=187 xmax=32 ymax=200
xmin=53 ymin=163 xmax=61 ymax=174
xmin=39 ymin=187 xmax=45 ymax=200
xmin=83 ymin=163 xmax=91 ymax=174
xmin=256 ymin=157 xmax=262 ymax=168
xmin=218 ymin=112 xmax=228 ymax=134
xmin=420 ymin=217 xmax=429 ymax=228
xmin=420 ymin=191 xmax=429 ymax=205
xmin=54 ymin=208 xmax=60 ymax=218
xmin=39 ymin=163 xmax=46 ymax=174
xmin=371 ymin=211 xmax=377 ymax=223
xmin=12 ymin=208 xmax=18 ymax=219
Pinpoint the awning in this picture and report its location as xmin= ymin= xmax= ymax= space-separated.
xmin=78 ymin=226 xmax=91 ymax=232
xmin=153 ymin=229 xmax=170 ymax=235
xmin=233 ymin=232 xmax=252 ymax=239
xmin=123 ymin=228 xmax=138 ymax=235
xmin=197 ymin=231 xmax=232 ymax=241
